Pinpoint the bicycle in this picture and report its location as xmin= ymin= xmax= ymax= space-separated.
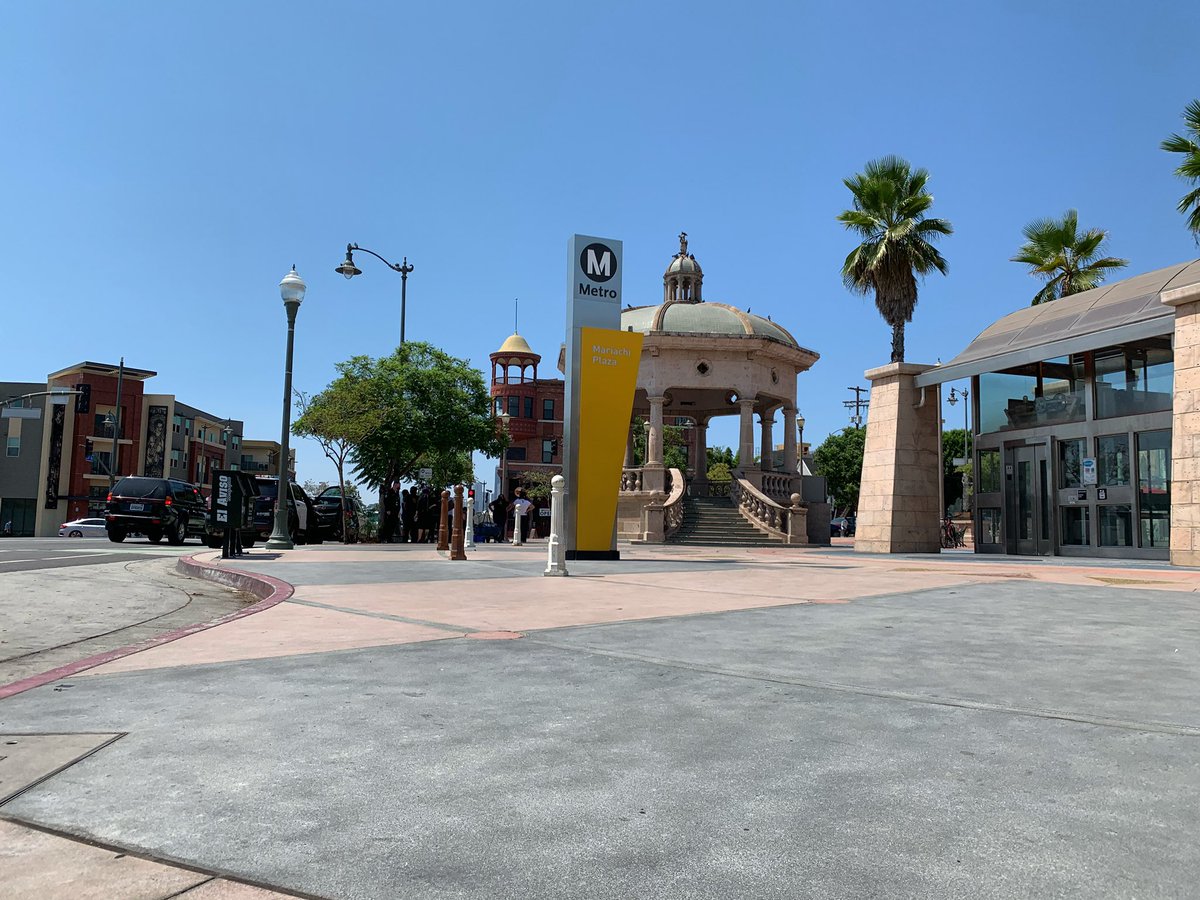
xmin=941 ymin=518 xmax=965 ymax=549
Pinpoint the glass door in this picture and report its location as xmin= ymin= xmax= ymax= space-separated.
xmin=1006 ymin=444 xmax=1051 ymax=555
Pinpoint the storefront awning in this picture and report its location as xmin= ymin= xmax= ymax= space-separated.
xmin=914 ymin=259 xmax=1200 ymax=388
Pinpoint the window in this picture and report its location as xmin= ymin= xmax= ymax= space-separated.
xmin=978 ymin=356 xmax=1085 ymax=433
xmin=5 ymin=436 xmax=18 ymax=457
xmin=505 ymin=446 xmax=526 ymax=461
xmin=172 ymin=415 xmax=181 ymax=433
xmin=1061 ymin=506 xmax=1090 ymax=546
xmin=1096 ymin=435 xmax=1130 ymax=486
xmin=542 ymin=398 xmax=554 ymax=420
xmin=524 ymin=396 xmax=534 ymax=419
xmin=507 ymin=396 xmax=519 ymax=418
xmin=1058 ymin=438 xmax=1085 ymax=488
xmin=977 ymin=450 xmax=1001 ymax=492
xmin=494 ymin=397 xmax=504 ymax=417
xmin=1137 ymin=430 xmax=1170 ymax=549
xmin=170 ymin=450 xmax=181 ymax=469
xmin=542 ymin=439 xmax=554 ymax=463
xmin=91 ymin=451 xmax=113 ymax=476
xmin=1095 ymin=342 xmax=1173 ymax=419
xmin=1098 ymin=505 xmax=1134 ymax=547
xmin=979 ymin=508 xmax=1002 ymax=544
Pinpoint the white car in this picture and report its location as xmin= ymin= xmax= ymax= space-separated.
xmin=58 ymin=517 xmax=109 ymax=538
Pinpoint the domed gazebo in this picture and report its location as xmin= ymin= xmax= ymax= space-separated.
xmin=614 ymin=234 xmax=821 ymax=543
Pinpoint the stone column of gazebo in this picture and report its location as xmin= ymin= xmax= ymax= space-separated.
xmin=603 ymin=234 xmax=827 ymax=544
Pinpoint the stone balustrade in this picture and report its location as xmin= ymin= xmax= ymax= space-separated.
xmin=730 ymin=477 xmax=806 ymax=543
xmin=663 ymin=468 xmax=685 ymax=538
xmin=620 ymin=468 xmax=644 ymax=493
xmin=760 ymin=472 xmax=795 ymax=501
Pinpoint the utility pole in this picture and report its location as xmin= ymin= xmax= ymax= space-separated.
xmin=843 ymin=385 xmax=869 ymax=428
xmin=109 ymin=358 xmax=125 ymax=492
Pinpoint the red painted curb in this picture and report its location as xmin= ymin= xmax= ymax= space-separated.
xmin=0 ymin=552 xmax=294 ymax=702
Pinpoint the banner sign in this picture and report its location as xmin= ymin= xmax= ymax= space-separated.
xmin=563 ymin=234 xmax=639 ymax=559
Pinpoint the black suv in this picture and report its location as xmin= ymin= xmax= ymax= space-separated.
xmin=252 ymin=477 xmax=321 ymax=545
xmin=106 ymin=476 xmax=207 ymax=545
xmin=313 ymin=487 xmax=363 ymax=543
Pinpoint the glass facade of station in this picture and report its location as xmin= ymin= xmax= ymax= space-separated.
xmin=971 ymin=336 xmax=1173 ymax=559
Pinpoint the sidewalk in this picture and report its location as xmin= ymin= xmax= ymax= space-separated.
xmin=3 ymin=540 xmax=1199 ymax=898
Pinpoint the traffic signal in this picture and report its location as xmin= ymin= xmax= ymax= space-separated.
xmin=467 ymin=488 xmax=476 ymax=501
xmin=550 ymin=438 xmax=559 ymax=455
xmin=84 ymin=439 xmax=94 ymax=461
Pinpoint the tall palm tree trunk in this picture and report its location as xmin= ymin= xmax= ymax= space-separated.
xmin=891 ymin=322 xmax=905 ymax=363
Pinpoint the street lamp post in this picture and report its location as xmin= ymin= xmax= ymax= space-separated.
xmin=335 ymin=244 xmax=414 ymax=346
xmin=948 ymin=386 xmax=972 ymax=513
xmin=108 ymin=358 xmax=125 ymax=493
xmin=265 ymin=267 xmax=307 ymax=551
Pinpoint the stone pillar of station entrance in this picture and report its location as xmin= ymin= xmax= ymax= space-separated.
xmin=854 ymin=362 xmax=942 ymax=554
xmin=1163 ymin=280 xmax=1200 ymax=566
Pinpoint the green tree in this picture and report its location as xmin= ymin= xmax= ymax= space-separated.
xmin=1011 ymin=210 xmax=1128 ymax=306
xmin=838 ymin=155 xmax=953 ymax=363
xmin=813 ymin=427 xmax=867 ymax=515
xmin=630 ymin=418 xmax=688 ymax=471
xmin=706 ymin=446 xmax=736 ymax=471
xmin=1162 ymin=99 xmax=1200 ymax=242
xmin=332 ymin=342 xmax=505 ymax=498
xmin=706 ymin=461 xmax=732 ymax=483
xmin=293 ymin=380 xmax=381 ymax=540
xmin=518 ymin=470 xmax=554 ymax=502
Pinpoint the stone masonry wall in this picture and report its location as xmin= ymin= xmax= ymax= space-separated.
xmin=1165 ymin=289 xmax=1200 ymax=565
xmin=855 ymin=362 xmax=942 ymax=554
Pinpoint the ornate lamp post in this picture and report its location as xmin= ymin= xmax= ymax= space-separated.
xmin=265 ymin=267 xmax=306 ymax=551
xmin=335 ymin=244 xmax=414 ymax=346
xmin=796 ymin=412 xmax=806 ymax=473
xmin=948 ymin=386 xmax=971 ymax=513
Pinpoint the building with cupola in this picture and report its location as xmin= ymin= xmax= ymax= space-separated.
xmin=491 ymin=233 xmax=828 ymax=546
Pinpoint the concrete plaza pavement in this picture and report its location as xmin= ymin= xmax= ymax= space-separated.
xmin=2 ymin=539 xmax=1199 ymax=898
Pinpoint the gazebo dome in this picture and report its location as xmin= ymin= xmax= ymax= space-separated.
xmin=623 ymin=301 xmax=801 ymax=350
xmin=665 ymin=253 xmax=702 ymax=276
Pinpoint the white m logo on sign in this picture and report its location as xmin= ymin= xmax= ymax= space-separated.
xmin=586 ymin=249 xmax=612 ymax=278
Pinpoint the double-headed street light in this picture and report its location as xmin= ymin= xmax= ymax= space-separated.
xmin=336 ymin=244 xmax=414 ymax=346
xmin=948 ymin=386 xmax=972 ymax=513
xmin=265 ymin=267 xmax=307 ymax=551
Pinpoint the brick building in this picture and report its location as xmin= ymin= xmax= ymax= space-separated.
xmin=490 ymin=333 xmax=564 ymax=500
xmin=0 ymin=361 xmax=270 ymax=536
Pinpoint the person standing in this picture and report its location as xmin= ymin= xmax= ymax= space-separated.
xmin=381 ymin=482 xmax=401 ymax=543
xmin=489 ymin=493 xmax=509 ymax=543
xmin=400 ymin=488 xmax=416 ymax=543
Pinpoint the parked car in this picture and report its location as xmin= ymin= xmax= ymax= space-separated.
xmin=830 ymin=516 xmax=856 ymax=537
xmin=105 ymin=477 xmax=208 ymax=544
xmin=312 ymin=487 xmax=363 ymax=543
xmin=252 ymin=476 xmax=321 ymax=545
xmin=58 ymin=517 xmax=108 ymax=538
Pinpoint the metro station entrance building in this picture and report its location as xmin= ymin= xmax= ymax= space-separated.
xmin=914 ymin=259 xmax=1200 ymax=563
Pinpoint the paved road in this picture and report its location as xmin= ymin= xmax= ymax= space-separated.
xmin=0 ymin=539 xmax=253 ymax=686
xmin=0 ymin=537 xmax=202 ymax=574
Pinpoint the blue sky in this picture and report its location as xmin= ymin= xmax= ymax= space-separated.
xmin=3 ymin=2 xmax=1198 ymax=489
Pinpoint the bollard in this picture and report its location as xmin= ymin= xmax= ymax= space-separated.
xmin=450 ymin=485 xmax=467 ymax=560
xmin=512 ymin=505 xmax=523 ymax=546
xmin=465 ymin=502 xmax=475 ymax=549
xmin=544 ymin=475 xmax=568 ymax=576
xmin=437 ymin=489 xmax=450 ymax=551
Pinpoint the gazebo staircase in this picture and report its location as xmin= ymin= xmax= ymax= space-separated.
xmin=667 ymin=495 xmax=787 ymax=547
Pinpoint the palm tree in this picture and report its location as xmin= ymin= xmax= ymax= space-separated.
xmin=838 ymin=156 xmax=952 ymax=363
xmin=1161 ymin=99 xmax=1200 ymax=243
xmin=1011 ymin=210 xmax=1128 ymax=306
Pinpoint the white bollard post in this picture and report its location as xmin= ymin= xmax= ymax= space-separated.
xmin=544 ymin=475 xmax=568 ymax=577
xmin=466 ymin=505 xmax=475 ymax=549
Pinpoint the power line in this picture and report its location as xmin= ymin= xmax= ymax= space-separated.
xmin=843 ymin=385 xmax=869 ymax=428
